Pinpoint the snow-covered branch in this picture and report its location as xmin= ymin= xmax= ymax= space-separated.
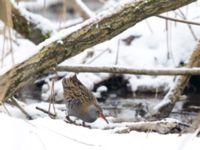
xmin=57 ymin=65 xmax=200 ymax=76
xmin=75 ymin=0 xmax=95 ymax=19
xmin=113 ymin=119 xmax=188 ymax=134
xmin=0 ymin=0 xmax=195 ymax=103
xmin=11 ymin=0 xmax=54 ymax=44
xmin=152 ymin=42 xmax=200 ymax=118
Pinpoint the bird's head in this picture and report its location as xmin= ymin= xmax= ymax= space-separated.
xmin=85 ymin=104 xmax=109 ymax=124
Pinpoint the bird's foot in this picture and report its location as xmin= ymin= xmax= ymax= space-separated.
xmin=64 ymin=116 xmax=91 ymax=128
xmin=65 ymin=116 xmax=76 ymax=124
xmin=82 ymin=122 xmax=91 ymax=129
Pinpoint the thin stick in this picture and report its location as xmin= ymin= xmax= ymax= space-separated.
xmin=157 ymin=15 xmax=200 ymax=26
xmin=165 ymin=17 xmax=175 ymax=64
xmin=48 ymin=68 xmax=59 ymax=118
xmin=57 ymin=65 xmax=200 ymax=76
xmin=115 ymin=40 xmax=120 ymax=65
xmin=86 ymin=48 xmax=110 ymax=64
xmin=178 ymin=10 xmax=198 ymax=41
xmin=8 ymin=27 xmax=14 ymax=65
xmin=2 ymin=103 xmax=12 ymax=116
xmin=58 ymin=0 xmax=67 ymax=30
xmin=75 ymin=0 xmax=94 ymax=19
xmin=36 ymin=106 xmax=56 ymax=118
xmin=11 ymin=97 xmax=32 ymax=119
xmin=1 ymin=26 xmax=6 ymax=67
xmin=145 ymin=19 xmax=153 ymax=34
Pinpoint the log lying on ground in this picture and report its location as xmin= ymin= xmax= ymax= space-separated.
xmin=151 ymin=42 xmax=200 ymax=118
xmin=109 ymin=119 xmax=189 ymax=134
xmin=0 ymin=0 xmax=195 ymax=103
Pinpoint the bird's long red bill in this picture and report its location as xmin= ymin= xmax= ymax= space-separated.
xmin=99 ymin=112 xmax=109 ymax=124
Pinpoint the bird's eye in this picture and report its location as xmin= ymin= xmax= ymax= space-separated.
xmin=96 ymin=110 xmax=100 ymax=115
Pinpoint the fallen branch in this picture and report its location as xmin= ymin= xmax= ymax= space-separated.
xmin=108 ymin=119 xmax=189 ymax=134
xmin=0 ymin=0 xmax=195 ymax=103
xmin=57 ymin=65 xmax=200 ymax=75
xmin=152 ymin=42 xmax=200 ymax=118
xmin=10 ymin=97 xmax=32 ymax=119
xmin=35 ymin=106 xmax=57 ymax=118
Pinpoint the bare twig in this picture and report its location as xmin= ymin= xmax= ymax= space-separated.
xmin=115 ymin=40 xmax=121 ymax=65
xmin=36 ymin=106 xmax=57 ymax=118
xmin=145 ymin=19 xmax=153 ymax=33
xmin=2 ymin=103 xmax=12 ymax=116
xmin=48 ymin=68 xmax=59 ymax=118
xmin=86 ymin=48 xmax=110 ymax=64
xmin=165 ymin=17 xmax=175 ymax=64
xmin=1 ymin=26 xmax=6 ymax=68
xmin=56 ymin=65 xmax=200 ymax=76
xmin=8 ymin=27 xmax=14 ymax=65
xmin=74 ymin=0 xmax=94 ymax=19
xmin=157 ymin=15 xmax=200 ymax=26
xmin=178 ymin=10 xmax=198 ymax=41
xmin=58 ymin=0 xmax=67 ymax=29
xmin=11 ymin=97 xmax=32 ymax=119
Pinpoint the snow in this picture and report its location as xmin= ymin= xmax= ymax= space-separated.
xmin=0 ymin=112 xmax=200 ymax=150
xmin=76 ymin=0 xmax=95 ymax=18
xmin=11 ymin=0 xmax=55 ymax=34
xmin=19 ymin=0 xmax=63 ymax=11
xmin=41 ymin=78 xmax=64 ymax=102
xmin=0 ymin=21 xmax=37 ymax=75
xmin=1 ymin=0 xmax=200 ymax=149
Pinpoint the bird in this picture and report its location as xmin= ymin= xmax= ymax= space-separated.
xmin=62 ymin=75 xmax=109 ymax=125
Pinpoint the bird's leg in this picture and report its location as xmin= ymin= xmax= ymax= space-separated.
xmin=82 ymin=121 xmax=91 ymax=129
xmin=65 ymin=116 xmax=76 ymax=124
xmin=64 ymin=117 xmax=91 ymax=128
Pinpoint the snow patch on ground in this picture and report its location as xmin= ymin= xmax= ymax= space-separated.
xmin=0 ymin=113 xmax=199 ymax=150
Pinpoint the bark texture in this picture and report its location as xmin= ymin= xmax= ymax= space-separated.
xmin=0 ymin=0 xmax=196 ymax=103
xmin=57 ymin=65 xmax=200 ymax=75
xmin=11 ymin=4 xmax=51 ymax=44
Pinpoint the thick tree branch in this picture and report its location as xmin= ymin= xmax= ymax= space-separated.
xmin=0 ymin=0 xmax=196 ymax=103
xmin=11 ymin=2 xmax=52 ymax=44
xmin=57 ymin=65 xmax=200 ymax=75
xmin=152 ymin=42 xmax=200 ymax=118
xmin=113 ymin=120 xmax=188 ymax=134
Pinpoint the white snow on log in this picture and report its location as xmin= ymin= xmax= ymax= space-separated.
xmin=11 ymin=0 xmax=56 ymax=34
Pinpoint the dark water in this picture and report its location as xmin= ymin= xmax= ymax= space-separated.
xmin=98 ymin=96 xmax=199 ymax=125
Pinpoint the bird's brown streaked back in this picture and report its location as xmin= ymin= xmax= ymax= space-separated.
xmin=62 ymin=75 xmax=97 ymax=104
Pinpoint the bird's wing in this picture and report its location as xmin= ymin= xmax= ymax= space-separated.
xmin=62 ymin=76 xmax=97 ymax=104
